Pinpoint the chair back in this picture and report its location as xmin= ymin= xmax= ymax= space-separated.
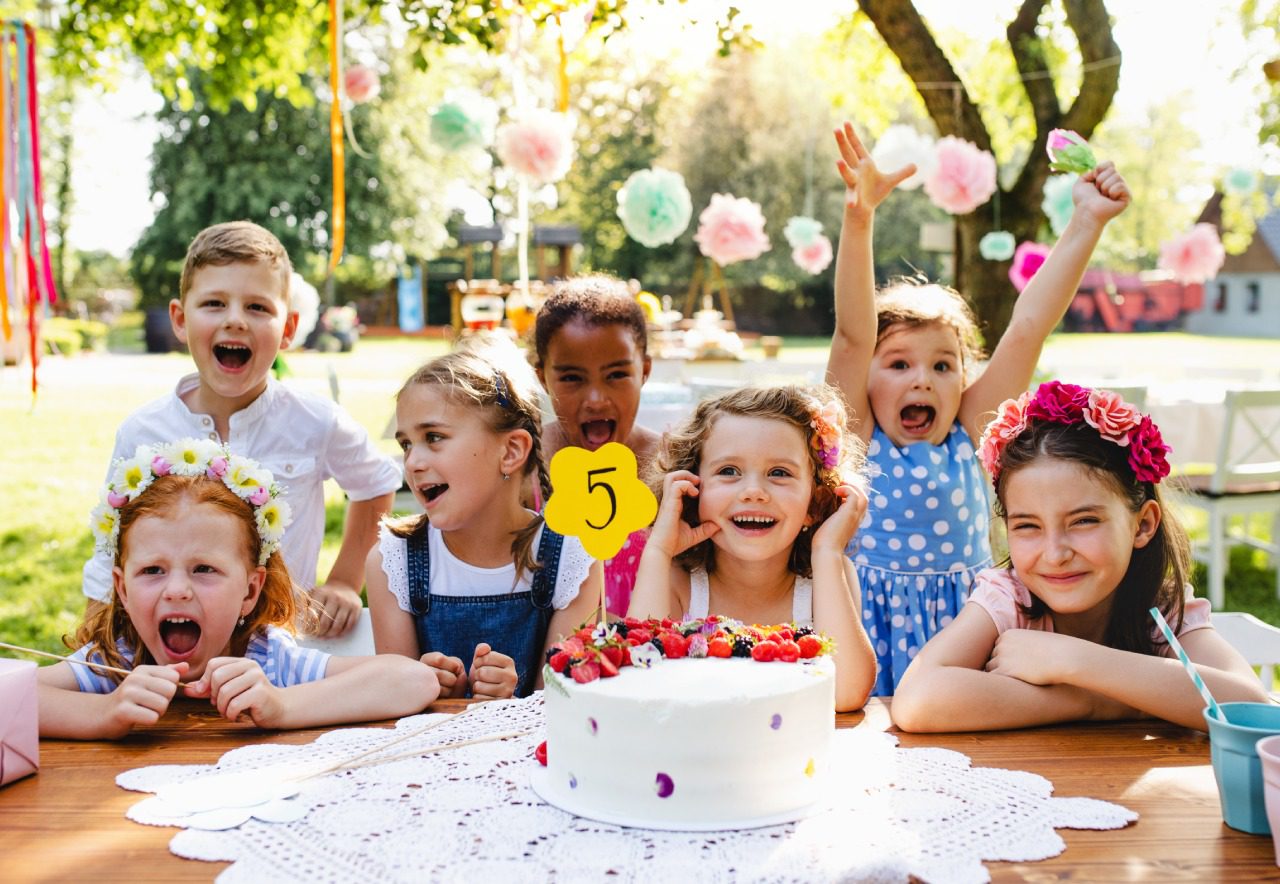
xmin=1100 ymin=384 xmax=1147 ymax=411
xmin=1211 ymin=611 xmax=1280 ymax=691
xmin=1209 ymin=388 xmax=1280 ymax=494
xmin=298 ymin=609 xmax=377 ymax=657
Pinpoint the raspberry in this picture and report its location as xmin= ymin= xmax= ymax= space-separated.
xmin=797 ymin=635 xmax=823 ymax=659
xmin=772 ymin=628 xmax=794 ymax=643
xmin=661 ymin=633 xmax=689 ymax=659
xmin=751 ymin=641 xmax=779 ymax=663
xmin=731 ymin=635 xmax=754 ymax=658
xmin=777 ymin=640 xmax=801 ymax=663
xmin=535 ymin=741 xmax=547 ymax=766
xmin=549 ymin=651 xmax=571 ymax=673
xmin=570 ymin=661 xmax=601 ymax=683
xmin=707 ymin=637 xmax=733 ymax=658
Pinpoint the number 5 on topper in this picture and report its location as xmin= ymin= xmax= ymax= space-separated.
xmin=544 ymin=443 xmax=657 ymax=563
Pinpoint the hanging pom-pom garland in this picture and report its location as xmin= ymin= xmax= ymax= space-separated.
xmin=616 ymin=167 xmax=693 ymax=248
xmin=429 ymin=92 xmax=497 ymax=153
xmin=1009 ymin=241 xmax=1051 ymax=293
xmin=924 ymin=136 xmax=997 ymax=215
xmin=870 ymin=125 xmax=936 ymax=191
xmin=496 ymin=109 xmax=575 ymax=185
xmin=343 ymin=65 xmax=380 ymax=104
xmin=1223 ymin=168 xmax=1258 ymax=195
xmin=694 ymin=194 xmax=770 ymax=266
xmin=784 ymin=216 xmax=832 ymax=274
xmin=979 ymin=231 xmax=1016 ymax=261
xmin=1158 ymin=223 xmax=1226 ymax=284
xmin=1041 ymin=173 xmax=1076 ymax=237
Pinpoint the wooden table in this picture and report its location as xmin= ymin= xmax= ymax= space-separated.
xmin=2 ymin=698 xmax=1276 ymax=881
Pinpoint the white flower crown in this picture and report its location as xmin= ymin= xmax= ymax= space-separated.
xmin=90 ymin=438 xmax=292 ymax=566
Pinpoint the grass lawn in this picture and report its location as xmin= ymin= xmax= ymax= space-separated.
xmin=1 ymin=328 xmax=1277 ymax=659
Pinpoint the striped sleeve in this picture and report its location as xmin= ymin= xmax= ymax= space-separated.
xmin=248 ymin=627 xmax=331 ymax=687
xmin=66 ymin=641 xmax=135 ymax=694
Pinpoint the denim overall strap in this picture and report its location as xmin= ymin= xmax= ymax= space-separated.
xmin=406 ymin=528 xmax=432 ymax=618
xmin=529 ymin=525 xmax=564 ymax=610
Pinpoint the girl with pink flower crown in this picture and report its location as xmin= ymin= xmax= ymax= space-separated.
xmin=891 ymin=384 xmax=1267 ymax=732
xmin=627 ymin=385 xmax=878 ymax=712
xmin=828 ymin=121 xmax=1133 ymax=694
xmin=39 ymin=439 xmax=440 ymax=739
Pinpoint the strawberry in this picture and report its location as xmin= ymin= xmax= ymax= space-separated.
xmin=661 ymin=633 xmax=689 ymax=659
xmin=751 ymin=640 xmax=779 ymax=663
xmin=598 ymin=653 xmax=619 ymax=678
xmin=660 ymin=618 xmax=676 ymax=630
xmin=624 ymin=617 xmax=644 ymax=629
xmin=535 ymin=741 xmax=548 ymax=766
xmin=797 ymin=635 xmax=823 ymax=659
xmin=570 ymin=661 xmax=601 ymax=683
xmin=772 ymin=627 xmax=794 ymax=643
xmin=561 ymin=637 xmax=585 ymax=656
xmin=619 ymin=644 xmax=633 ymax=666
xmin=627 ymin=628 xmax=652 ymax=645
xmin=549 ymin=650 xmax=571 ymax=673
xmin=601 ymin=645 xmax=625 ymax=669
xmin=707 ymin=637 xmax=733 ymax=658
xmin=777 ymin=640 xmax=801 ymax=663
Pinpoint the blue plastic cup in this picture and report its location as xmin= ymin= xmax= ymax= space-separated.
xmin=1205 ymin=702 xmax=1280 ymax=834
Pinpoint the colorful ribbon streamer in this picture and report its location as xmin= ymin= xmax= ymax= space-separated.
xmin=327 ymin=0 xmax=345 ymax=272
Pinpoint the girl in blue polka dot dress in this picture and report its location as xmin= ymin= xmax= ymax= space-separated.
xmin=828 ymin=121 xmax=1131 ymax=694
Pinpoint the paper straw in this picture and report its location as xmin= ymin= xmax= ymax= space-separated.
xmin=1149 ymin=606 xmax=1222 ymax=720
xmin=0 ymin=639 xmax=133 ymax=677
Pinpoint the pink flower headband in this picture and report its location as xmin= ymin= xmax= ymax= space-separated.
xmin=808 ymin=399 xmax=843 ymax=472
xmin=90 ymin=438 xmax=292 ymax=566
xmin=978 ymin=382 xmax=1171 ymax=485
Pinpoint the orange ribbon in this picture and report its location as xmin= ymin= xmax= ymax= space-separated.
xmin=327 ymin=0 xmax=345 ymax=272
xmin=0 ymin=33 xmax=9 ymax=345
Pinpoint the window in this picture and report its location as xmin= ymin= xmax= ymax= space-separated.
xmin=1214 ymin=282 xmax=1228 ymax=313
xmin=1247 ymin=281 xmax=1261 ymax=313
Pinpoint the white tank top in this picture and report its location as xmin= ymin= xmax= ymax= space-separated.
xmin=686 ymin=568 xmax=813 ymax=627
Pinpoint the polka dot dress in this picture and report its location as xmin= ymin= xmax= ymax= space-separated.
xmin=851 ymin=422 xmax=993 ymax=695
xmin=604 ymin=529 xmax=648 ymax=616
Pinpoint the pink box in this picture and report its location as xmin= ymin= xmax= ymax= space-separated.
xmin=0 ymin=659 xmax=38 ymax=786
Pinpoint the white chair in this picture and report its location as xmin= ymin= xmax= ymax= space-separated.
xmin=1211 ymin=612 xmax=1280 ymax=691
xmin=1099 ymin=384 xmax=1147 ymax=411
xmin=298 ymin=608 xmax=377 ymax=656
xmin=1178 ymin=389 xmax=1280 ymax=609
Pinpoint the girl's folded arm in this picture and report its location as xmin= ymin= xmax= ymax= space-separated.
xmin=365 ymin=544 xmax=421 ymax=658
xmin=270 ymin=654 xmax=440 ymax=728
xmin=890 ymin=605 xmax=1098 ymax=732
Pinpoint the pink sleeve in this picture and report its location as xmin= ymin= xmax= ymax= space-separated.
xmin=605 ymin=530 xmax=649 ymax=617
xmin=965 ymin=569 xmax=1038 ymax=635
xmin=1176 ymin=586 xmax=1213 ymax=636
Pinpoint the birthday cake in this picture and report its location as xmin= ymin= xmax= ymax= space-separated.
xmin=534 ymin=618 xmax=836 ymax=830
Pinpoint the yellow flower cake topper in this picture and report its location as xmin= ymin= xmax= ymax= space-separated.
xmin=544 ymin=442 xmax=657 ymax=562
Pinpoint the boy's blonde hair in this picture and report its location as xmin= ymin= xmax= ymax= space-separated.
xmin=653 ymin=384 xmax=867 ymax=578
xmin=69 ymin=475 xmax=302 ymax=681
xmin=876 ymin=278 xmax=984 ymax=380
xmin=387 ymin=344 xmax=552 ymax=582
xmin=179 ymin=221 xmax=293 ymax=303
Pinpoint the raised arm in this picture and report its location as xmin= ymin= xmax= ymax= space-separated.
xmin=827 ymin=122 xmax=916 ymax=442
xmin=960 ymin=162 xmax=1130 ymax=440
xmin=890 ymin=604 xmax=1131 ymax=732
xmin=810 ymin=484 xmax=876 ymax=712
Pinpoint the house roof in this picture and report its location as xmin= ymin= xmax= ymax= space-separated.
xmin=1197 ymin=191 xmax=1280 ymax=274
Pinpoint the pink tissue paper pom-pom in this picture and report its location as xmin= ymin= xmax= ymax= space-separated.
xmin=1157 ymin=223 xmax=1226 ymax=284
xmin=924 ymin=136 xmax=998 ymax=215
xmin=496 ymin=110 xmax=575 ymax=185
xmin=792 ymin=236 xmax=833 ymax=274
xmin=694 ymin=193 xmax=770 ymax=266
xmin=344 ymin=65 xmax=381 ymax=104
xmin=1008 ymin=241 xmax=1051 ymax=293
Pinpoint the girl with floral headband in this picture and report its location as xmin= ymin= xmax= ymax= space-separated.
xmin=628 ymin=385 xmax=877 ymax=711
xmin=827 ymin=121 xmax=1134 ymax=695
xmin=38 ymin=439 xmax=440 ymax=739
xmin=891 ymin=384 xmax=1266 ymax=732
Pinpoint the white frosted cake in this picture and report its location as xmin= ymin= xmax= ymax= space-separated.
xmin=534 ymin=619 xmax=836 ymax=830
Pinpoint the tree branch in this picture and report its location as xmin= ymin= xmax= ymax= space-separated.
xmin=1006 ymin=0 xmax=1059 ymax=133
xmin=856 ymin=0 xmax=992 ymax=151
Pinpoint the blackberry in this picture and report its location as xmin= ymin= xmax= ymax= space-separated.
xmin=794 ymin=626 xmax=815 ymax=639
xmin=613 ymin=622 xmax=630 ymax=638
xmin=731 ymin=635 xmax=754 ymax=658
xmin=651 ymin=637 xmax=666 ymax=656
xmin=545 ymin=647 xmax=558 ymax=665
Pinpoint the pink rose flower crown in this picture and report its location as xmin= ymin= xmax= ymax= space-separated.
xmin=978 ymin=382 xmax=1171 ymax=486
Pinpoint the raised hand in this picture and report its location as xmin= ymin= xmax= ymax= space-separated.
xmin=834 ymin=121 xmax=917 ymax=222
xmin=1072 ymin=161 xmax=1130 ymax=227
xmin=107 ymin=662 xmax=185 ymax=736
xmin=810 ymin=483 xmax=869 ymax=556
xmin=310 ymin=581 xmax=363 ymax=637
xmin=647 ymin=470 xmax=720 ymax=558
xmin=470 ymin=642 xmax=519 ymax=700
xmin=420 ymin=652 xmax=468 ymax=698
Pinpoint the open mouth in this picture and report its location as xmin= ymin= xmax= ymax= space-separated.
xmin=159 ymin=616 xmax=202 ymax=658
xmin=213 ymin=343 xmax=252 ymax=369
xmin=580 ymin=419 xmax=616 ymax=449
xmin=421 ymin=483 xmax=449 ymax=504
xmin=900 ymin=404 xmax=936 ymax=436
xmin=730 ymin=515 xmax=778 ymax=532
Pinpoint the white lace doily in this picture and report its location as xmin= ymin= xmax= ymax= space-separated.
xmin=117 ymin=696 xmax=1136 ymax=883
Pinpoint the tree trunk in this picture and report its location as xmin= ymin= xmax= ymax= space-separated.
xmin=857 ymin=0 xmax=1120 ymax=342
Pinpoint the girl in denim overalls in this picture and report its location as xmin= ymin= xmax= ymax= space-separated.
xmin=366 ymin=346 xmax=603 ymax=699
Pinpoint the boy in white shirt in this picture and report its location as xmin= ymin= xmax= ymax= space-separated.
xmin=82 ymin=221 xmax=401 ymax=637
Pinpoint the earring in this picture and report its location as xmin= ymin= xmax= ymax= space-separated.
xmin=238 ymin=616 xmax=246 ymax=627
xmin=502 ymin=472 xmax=510 ymax=481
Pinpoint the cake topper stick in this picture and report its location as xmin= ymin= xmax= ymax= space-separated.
xmin=1 ymin=640 xmax=138 ymax=678
xmin=544 ymin=442 xmax=658 ymax=625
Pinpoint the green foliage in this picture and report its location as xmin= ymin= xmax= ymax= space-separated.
xmin=43 ymin=317 xmax=109 ymax=354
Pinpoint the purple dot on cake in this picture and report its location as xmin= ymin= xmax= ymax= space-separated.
xmin=771 ymin=713 xmax=782 ymax=730
xmin=654 ymin=772 xmax=674 ymax=798
xmin=569 ymin=774 xmax=578 ymax=789
xmin=587 ymin=717 xmax=598 ymax=735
